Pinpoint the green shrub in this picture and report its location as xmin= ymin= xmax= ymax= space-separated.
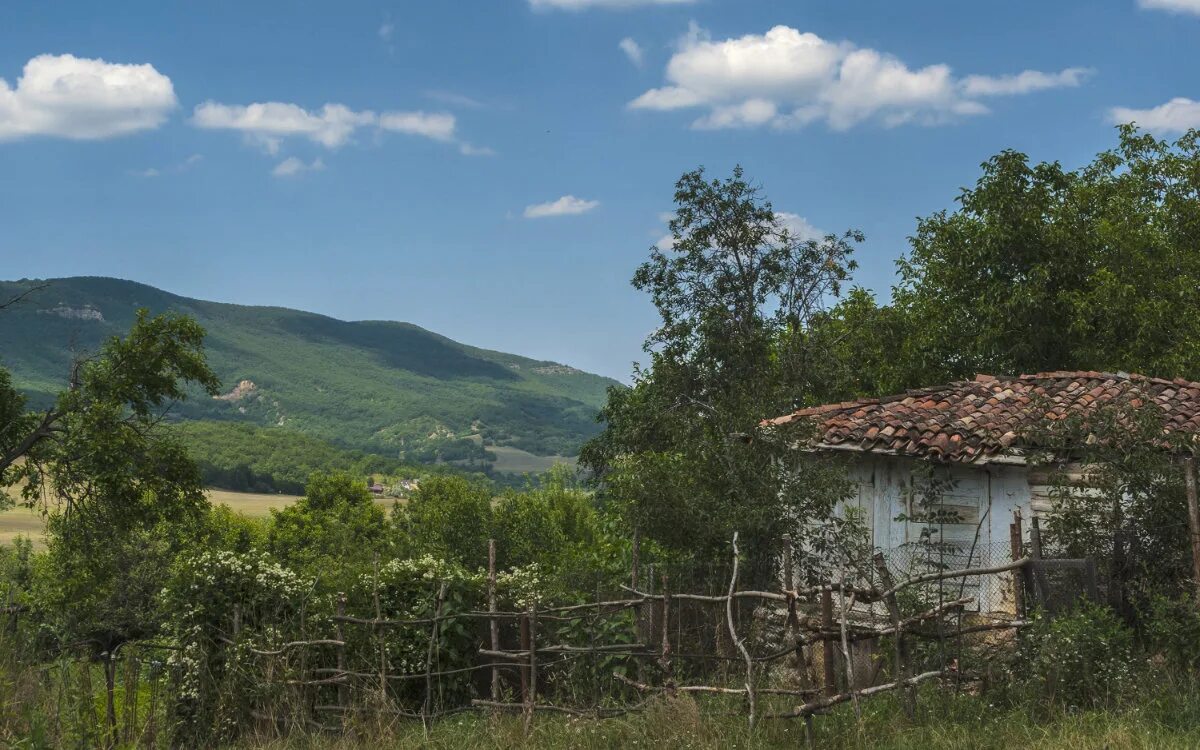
xmin=1144 ymin=594 xmax=1200 ymax=670
xmin=1021 ymin=601 xmax=1136 ymax=710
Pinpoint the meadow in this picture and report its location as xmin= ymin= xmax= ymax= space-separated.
xmin=0 ymin=489 xmax=314 ymax=547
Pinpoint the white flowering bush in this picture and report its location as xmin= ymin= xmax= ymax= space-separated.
xmin=161 ymin=549 xmax=311 ymax=747
xmin=496 ymin=563 xmax=545 ymax=610
xmin=350 ymin=554 xmax=485 ymax=708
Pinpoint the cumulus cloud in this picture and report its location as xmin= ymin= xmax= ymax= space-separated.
xmin=531 ymin=0 xmax=693 ymax=9
xmin=192 ymin=101 xmax=460 ymax=153
xmin=629 ymin=25 xmax=1088 ymax=130
xmin=0 ymin=53 xmax=176 ymax=141
xmin=1109 ymin=97 xmax=1200 ymax=133
xmin=524 ymin=195 xmax=600 ymax=218
xmin=272 ymin=156 xmax=325 ymax=177
xmin=619 ymin=38 xmax=644 ymax=67
xmin=1138 ymin=0 xmax=1200 ymax=14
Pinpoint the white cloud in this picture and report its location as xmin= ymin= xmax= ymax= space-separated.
xmin=654 ymin=209 xmax=822 ymax=248
xmin=1109 ymin=97 xmax=1200 ymax=133
xmin=630 ymin=25 xmax=1088 ymax=130
xmin=378 ymin=110 xmax=456 ymax=141
xmin=425 ymin=90 xmax=485 ymax=109
xmin=1138 ymin=0 xmax=1200 ymax=14
xmin=619 ymin=38 xmax=644 ymax=67
xmin=272 ymin=156 xmax=325 ymax=177
xmin=133 ymin=153 xmax=202 ymax=178
xmin=0 ymin=53 xmax=176 ymax=141
xmin=378 ymin=22 xmax=394 ymax=40
xmin=531 ymin=0 xmax=693 ymax=9
xmin=192 ymin=101 xmax=374 ymax=151
xmin=961 ymin=67 xmax=1092 ymax=97
xmin=192 ymin=101 xmax=460 ymax=152
xmin=776 ymin=212 xmax=824 ymax=241
xmin=524 ymin=195 xmax=600 ymax=218
xmin=459 ymin=142 xmax=496 ymax=156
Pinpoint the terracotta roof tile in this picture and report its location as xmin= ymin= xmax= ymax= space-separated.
xmin=765 ymin=371 xmax=1200 ymax=463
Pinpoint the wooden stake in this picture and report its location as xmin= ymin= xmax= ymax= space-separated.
xmin=660 ymin=573 xmax=673 ymax=695
xmin=873 ymin=552 xmax=911 ymax=718
xmin=423 ymin=581 xmax=447 ymax=735
xmin=1184 ymin=457 xmax=1200 ymax=605
xmin=726 ymin=532 xmax=756 ymax=730
xmin=524 ymin=600 xmax=538 ymax=735
xmin=335 ymin=594 xmax=347 ymax=715
xmin=821 ymin=589 xmax=836 ymax=697
xmin=488 ymin=539 xmax=500 ymax=703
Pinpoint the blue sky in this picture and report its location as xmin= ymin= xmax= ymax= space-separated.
xmin=1 ymin=0 xmax=1197 ymax=381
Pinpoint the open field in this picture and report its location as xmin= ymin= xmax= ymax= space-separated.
xmin=0 ymin=489 xmax=371 ymax=547
xmin=488 ymin=445 xmax=577 ymax=474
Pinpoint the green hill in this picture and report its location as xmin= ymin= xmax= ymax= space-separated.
xmin=0 ymin=277 xmax=619 ymax=470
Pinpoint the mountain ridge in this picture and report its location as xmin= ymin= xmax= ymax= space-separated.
xmin=0 ymin=276 xmax=618 ymax=467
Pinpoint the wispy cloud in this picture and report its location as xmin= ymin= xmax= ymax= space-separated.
xmin=530 ymin=0 xmax=694 ymax=9
xmin=1138 ymin=0 xmax=1200 ymax=15
xmin=272 ymin=156 xmax=325 ymax=178
xmin=524 ymin=195 xmax=600 ymax=218
xmin=424 ymin=90 xmax=486 ymax=109
xmin=192 ymin=101 xmax=463 ymax=153
xmin=0 ymin=53 xmax=177 ymax=141
xmin=459 ymin=143 xmax=496 ymax=156
xmin=619 ymin=37 xmax=644 ymax=67
xmin=132 ymin=153 xmax=203 ymax=178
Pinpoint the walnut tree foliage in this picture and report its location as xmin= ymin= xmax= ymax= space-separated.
xmin=808 ymin=125 xmax=1200 ymax=400
xmin=1 ymin=307 xmax=219 ymax=654
xmin=581 ymin=166 xmax=861 ymax=583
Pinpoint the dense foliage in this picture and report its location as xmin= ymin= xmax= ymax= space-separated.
xmin=582 ymin=166 xmax=860 ymax=583
xmin=808 ymin=126 xmax=1200 ymax=400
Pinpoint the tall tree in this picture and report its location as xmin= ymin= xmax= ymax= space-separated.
xmin=582 ymin=167 xmax=861 ymax=582
xmin=811 ymin=125 xmax=1200 ymax=401
xmin=1 ymin=304 xmax=219 ymax=743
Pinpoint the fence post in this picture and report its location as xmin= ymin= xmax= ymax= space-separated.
xmin=1183 ymin=457 xmax=1200 ymax=606
xmin=519 ymin=612 xmax=530 ymax=708
xmin=631 ymin=528 xmax=642 ymax=684
xmin=726 ymin=532 xmax=756 ymax=730
xmin=1029 ymin=517 xmax=1050 ymax=613
xmin=660 ymin=573 xmax=673 ymax=695
xmin=1009 ymin=513 xmax=1025 ymax=618
xmin=335 ymin=594 xmax=347 ymax=716
xmin=488 ymin=539 xmax=500 ymax=705
xmin=423 ymin=581 xmax=447 ymax=735
xmin=821 ymin=589 xmax=836 ymax=696
xmin=873 ymin=552 xmax=912 ymax=718
xmin=373 ymin=553 xmax=387 ymax=707
xmin=524 ymin=600 xmax=537 ymax=734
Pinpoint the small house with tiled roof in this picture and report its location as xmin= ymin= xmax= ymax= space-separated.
xmin=766 ymin=371 xmax=1200 ymax=562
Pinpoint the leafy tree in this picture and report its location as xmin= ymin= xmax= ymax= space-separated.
xmin=582 ymin=166 xmax=860 ymax=583
xmin=268 ymin=471 xmax=390 ymax=593
xmin=811 ymin=125 xmax=1200 ymax=401
xmin=394 ymin=474 xmax=494 ymax=569
xmin=6 ymin=308 xmax=220 ymax=744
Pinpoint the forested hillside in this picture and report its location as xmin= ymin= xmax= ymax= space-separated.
xmin=0 ymin=277 xmax=617 ymax=470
